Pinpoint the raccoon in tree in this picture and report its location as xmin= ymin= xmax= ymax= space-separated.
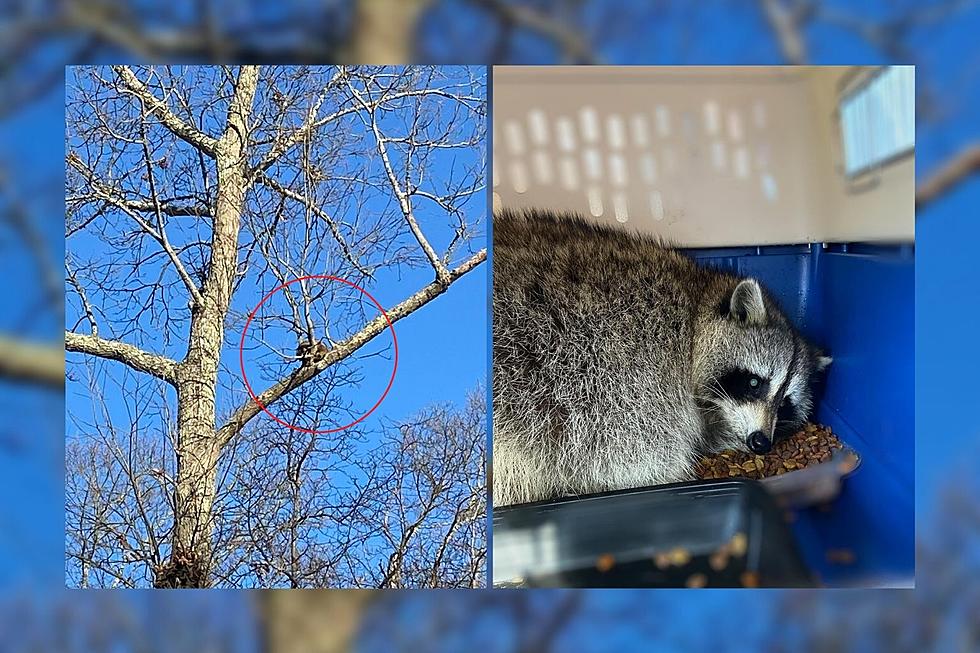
xmin=492 ymin=208 xmax=831 ymax=506
xmin=296 ymin=339 xmax=329 ymax=363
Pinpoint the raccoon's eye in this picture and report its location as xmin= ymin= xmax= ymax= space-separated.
xmin=716 ymin=369 xmax=770 ymax=402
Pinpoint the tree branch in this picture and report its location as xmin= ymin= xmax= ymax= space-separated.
xmin=111 ymin=65 xmax=219 ymax=156
xmin=759 ymin=0 xmax=812 ymax=65
xmin=250 ymin=86 xmax=482 ymax=177
xmin=916 ymin=143 xmax=980 ymax=210
xmin=216 ymin=249 xmax=486 ymax=446
xmin=474 ymin=0 xmax=600 ymax=64
xmin=349 ymin=80 xmax=450 ymax=282
xmin=66 ymin=259 xmax=99 ymax=335
xmin=0 ymin=336 xmax=64 ymax=388
xmin=113 ymin=197 xmax=211 ymax=218
xmin=520 ymin=592 xmax=585 ymax=653
xmin=66 ymin=331 xmax=179 ymax=385
xmin=253 ymin=171 xmax=372 ymax=277
xmin=67 ymin=153 xmax=204 ymax=305
xmin=250 ymin=69 xmax=345 ymax=176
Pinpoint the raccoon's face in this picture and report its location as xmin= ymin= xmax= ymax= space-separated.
xmin=696 ymin=278 xmax=831 ymax=455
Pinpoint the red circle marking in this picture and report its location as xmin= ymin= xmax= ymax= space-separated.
xmin=238 ymin=275 xmax=398 ymax=434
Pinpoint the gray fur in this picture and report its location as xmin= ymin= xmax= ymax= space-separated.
xmin=492 ymin=208 xmax=829 ymax=505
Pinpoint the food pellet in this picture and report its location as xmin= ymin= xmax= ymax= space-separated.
xmin=709 ymin=550 xmax=729 ymax=571
xmin=685 ymin=573 xmax=708 ymax=588
xmin=837 ymin=452 xmax=860 ymax=474
xmin=729 ymin=532 xmax=748 ymax=557
xmin=696 ymin=423 xmax=845 ymax=481
xmin=596 ymin=553 xmax=616 ymax=572
xmin=740 ymin=571 xmax=760 ymax=588
xmin=667 ymin=547 xmax=692 ymax=566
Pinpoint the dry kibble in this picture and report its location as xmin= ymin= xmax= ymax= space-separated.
xmin=596 ymin=553 xmax=616 ymax=572
xmin=667 ymin=547 xmax=692 ymax=566
xmin=697 ymin=423 xmax=847 ymax=481
xmin=729 ymin=532 xmax=748 ymax=557
xmin=709 ymin=550 xmax=729 ymax=571
xmin=740 ymin=571 xmax=760 ymax=588
xmin=685 ymin=572 xmax=708 ymax=588
xmin=838 ymin=453 xmax=860 ymax=474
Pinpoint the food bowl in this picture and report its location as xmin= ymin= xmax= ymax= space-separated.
xmin=493 ymin=478 xmax=814 ymax=588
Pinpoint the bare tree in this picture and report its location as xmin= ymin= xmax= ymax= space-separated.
xmin=66 ymin=378 xmax=487 ymax=589
xmin=219 ymin=387 xmax=485 ymax=589
xmin=65 ymin=65 xmax=486 ymax=587
xmin=207 ymin=377 xmax=382 ymax=589
xmin=371 ymin=390 xmax=486 ymax=588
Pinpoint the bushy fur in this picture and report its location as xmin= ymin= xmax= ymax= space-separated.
xmin=492 ymin=209 xmax=829 ymax=506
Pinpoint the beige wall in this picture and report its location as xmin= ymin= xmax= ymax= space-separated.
xmin=492 ymin=66 xmax=914 ymax=246
xmin=805 ymin=66 xmax=915 ymax=242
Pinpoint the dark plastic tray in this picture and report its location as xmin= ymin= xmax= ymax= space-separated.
xmin=493 ymin=479 xmax=814 ymax=588
xmin=759 ymin=445 xmax=861 ymax=509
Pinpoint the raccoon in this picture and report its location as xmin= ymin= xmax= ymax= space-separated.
xmin=492 ymin=208 xmax=831 ymax=506
xmin=296 ymin=339 xmax=329 ymax=362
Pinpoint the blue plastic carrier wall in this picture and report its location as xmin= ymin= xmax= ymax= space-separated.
xmin=686 ymin=243 xmax=914 ymax=587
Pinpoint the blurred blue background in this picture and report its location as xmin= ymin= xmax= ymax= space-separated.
xmin=1 ymin=0 xmax=979 ymax=649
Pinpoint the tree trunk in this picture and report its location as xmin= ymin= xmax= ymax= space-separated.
xmin=154 ymin=66 xmax=260 ymax=588
xmin=157 ymin=406 xmax=220 ymax=587
xmin=346 ymin=0 xmax=432 ymax=63
xmin=260 ymin=591 xmax=374 ymax=653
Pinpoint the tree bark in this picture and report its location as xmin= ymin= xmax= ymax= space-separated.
xmin=260 ymin=591 xmax=374 ymax=653
xmin=0 ymin=336 xmax=65 ymax=388
xmin=916 ymin=143 xmax=980 ymax=210
xmin=156 ymin=66 xmax=260 ymax=588
xmin=346 ymin=0 xmax=432 ymax=63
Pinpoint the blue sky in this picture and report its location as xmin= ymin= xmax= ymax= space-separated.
xmin=0 ymin=52 xmax=70 ymax=587
xmin=1 ymin=0 xmax=980 ymax=647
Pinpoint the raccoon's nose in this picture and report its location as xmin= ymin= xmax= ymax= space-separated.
xmin=747 ymin=431 xmax=772 ymax=454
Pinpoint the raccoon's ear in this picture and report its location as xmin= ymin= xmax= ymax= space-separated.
xmin=728 ymin=279 xmax=767 ymax=325
xmin=815 ymin=351 xmax=833 ymax=372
